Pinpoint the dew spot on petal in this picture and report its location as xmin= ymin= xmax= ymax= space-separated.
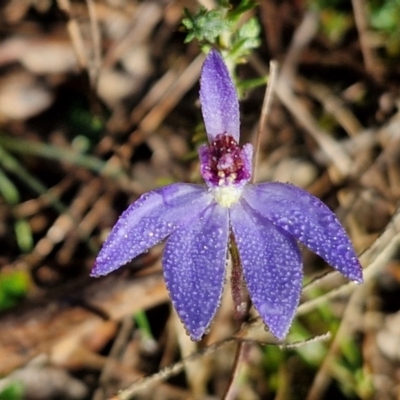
xmin=259 ymin=302 xmax=282 ymax=316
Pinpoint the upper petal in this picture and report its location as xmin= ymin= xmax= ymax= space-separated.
xmin=163 ymin=203 xmax=229 ymax=341
xmin=243 ymin=183 xmax=363 ymax=283
xmin=230 ymin=201 xmax=303 ymax=339
xmin=200 ymin=50 xmax=240 ymax=142
xmin=91 ymin=183 xmax=212 ymax=277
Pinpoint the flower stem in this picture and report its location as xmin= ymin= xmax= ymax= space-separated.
xmin=230 ymin=233 xmax=248 ymax=322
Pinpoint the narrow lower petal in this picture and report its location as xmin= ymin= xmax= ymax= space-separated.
xmin=200 ymin=50 xmax=240 ymax=142
xmin=91 ymin=184 xmax=212 ymax=277
xmin=230 ymin=201 xmax=303 ymax=340
xmin=163 ymin=203 xmax=229 ymax=341
xmin=243 ymin=183 xmax=363 ymax=283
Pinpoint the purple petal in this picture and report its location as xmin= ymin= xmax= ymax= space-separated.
xmin=91 ymin=184 xmax=212 ymax=277
xmin=163 ymin=203 xmax=229 ymax=341
xmin=200 ymin=50 xmax=240 ymax=142
xmin=243 ymin=183 xmax=363 ymax=283
xmin=230 ymin=201 xmax=303 ymax=339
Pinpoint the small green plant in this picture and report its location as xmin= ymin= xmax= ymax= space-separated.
xmin=0 ymin=156 xmax=33 ymax=254
xmin=369 ymin=0 xmax=400 ymax=56
xmin=0 ymin=380 xmax=24 ymax=400
xmin=182 ymin=0 xmax=262 ymax=92
xmin=308 ymin=0 xmax=353 ymax=43
xmin=0 ymin=269 xmax=30 ymax=310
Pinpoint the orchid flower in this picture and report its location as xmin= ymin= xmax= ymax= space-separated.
xmin=91 ymin=50 xmax=363 ymax=340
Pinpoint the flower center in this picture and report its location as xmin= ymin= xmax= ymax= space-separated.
xmin=199 ymin=134 xmax=253 ymax=208
xmin=210 ymin=135 xmax=246 ymax=184
xmin=212 ymin=186 xmax=243 ymax=207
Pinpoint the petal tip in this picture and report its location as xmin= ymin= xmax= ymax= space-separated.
xmin=351 ymin=272 xmax=364 ymax=285
xmin=266 ymin=317 xmax=291 ymax=341
xmin=90 ymin=262 xmax=108 ymax=277
xmin=188 ymin=328 xmax=207 ymax=342
xmin=337 ymin=256 xmax=363 ymax=284
xmin=269 ymin=329 xmax=287 ymax=341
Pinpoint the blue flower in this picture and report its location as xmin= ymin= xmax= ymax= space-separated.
xmin=91 ymin=50 xmax=363 ymax=340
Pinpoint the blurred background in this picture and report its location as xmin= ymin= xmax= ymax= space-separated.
xmin=0 ymin=0 xmax=400 ymax=399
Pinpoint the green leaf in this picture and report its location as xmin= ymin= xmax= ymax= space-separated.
xmin=134 ymin=310 xmax=154 ymax=340
xmin=0 ymin=270 xmax=30 ymax=310
xmin=182 ymin=7 xmax=233 ymax=43
xmin=228 ymin=0 xmax=257 ymax=20
xmin=238 ymin=16 xmax=261 ymax=40
xmin=0 ymin=167 xmax=20 ymax=205
xmin=14 ymin=219 xmax=34 ymax=253
xmin=0 ymin=380 xmax=24 ymax=400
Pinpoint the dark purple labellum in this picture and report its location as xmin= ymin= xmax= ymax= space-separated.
xmin=201 ymin=134 xmax=251 ymax=186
